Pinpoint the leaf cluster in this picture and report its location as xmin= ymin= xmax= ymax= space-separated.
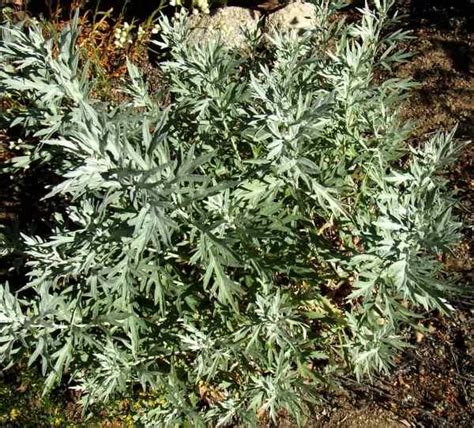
xmin=0 ymin=1 xmax=463 ymax=425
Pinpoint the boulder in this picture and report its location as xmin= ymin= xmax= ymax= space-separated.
xmin=264 ymin=0 xmax=318 ymax=34
xmin=188 ymin=7 xmax=261 ymax=50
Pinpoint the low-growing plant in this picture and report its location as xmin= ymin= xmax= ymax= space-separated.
xmin=0 ymin=1 xmax=464 ymax=425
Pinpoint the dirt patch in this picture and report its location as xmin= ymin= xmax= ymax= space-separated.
xmin=325 ymin=407 xmax=404 ymax=427
xmin=398 ymin=28 xmax=473 ymax=140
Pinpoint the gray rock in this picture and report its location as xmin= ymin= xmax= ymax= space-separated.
xmin=188 ymin=7 xmax=261 ymax=50
xmin=264 ymin=1 xmax=318 ymax=34
xmin=187 ymin=2 xmax=318 ymax=50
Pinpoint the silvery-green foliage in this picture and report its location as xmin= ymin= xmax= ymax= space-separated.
xmin=0 ymin=1 xmax=463 ymax=425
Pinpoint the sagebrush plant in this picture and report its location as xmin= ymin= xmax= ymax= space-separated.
xmin=0 ymin=0 xmax=464 ymax=425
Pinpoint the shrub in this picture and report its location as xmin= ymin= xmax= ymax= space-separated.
xmin=0 ymin=1 xmax=463 ymax=425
